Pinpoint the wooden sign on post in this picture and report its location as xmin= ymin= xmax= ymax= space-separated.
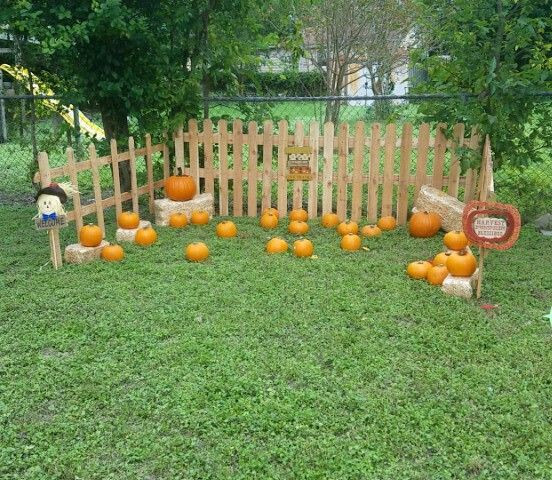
xmin=286 ymin=146 xmax=313 ymax=181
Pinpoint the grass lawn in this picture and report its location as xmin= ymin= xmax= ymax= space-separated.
xmin=1 ymin=204 xmax=552 ymax=479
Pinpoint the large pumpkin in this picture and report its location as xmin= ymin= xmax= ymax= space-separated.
xmin=408 ymin=211 xmax=442 ymax=238
xmin=377 ymin=216 xmax=397 ymax=231
xmin=361 ymin=225 xmax=382 ymax=238
xmin=165 ymin=168 xmax=196 ymax=201
xmin=427 ymin=264 xmax=449 ymax=285
xmin=135 ymin=226 xmax=158 ymax=246
xmin=79 ymin=224 xmax=103 ymax=247
xmin=216 ymin=220 xmax=237 ymax=238
xmin=262 ymin=207 xmax=279 ymax=219
xmin=443 ymin=230 xmax=469 ymax=251
xmin=446 ymin=249 xmax=477 ymax=277
xmin=407 ymin=260 xmax=432 ymax=279
xmin=293 ymin=239 xmax=314 ymax=257
xmin=185 ymin=242 xmax=209 ymax=262
xmin=169 ymin=213 xmax=188 ymax=228
xmin=117 ymin=211 xmax=140 ymax=230
xmin=337 ymin=221 xmax=359 ymax=236
xmin=289 ymin=208 xmax=308 ymax=222
xmin=340 ymin=233 xmax=361 ymax=251
xmin=101 ymin=244 xmax=124 ymax=262
xmin=266 ymin=237 xmax=288 ymax=254
xmin=191 ymin=210 xmax=210 ymax=225
xmin=289 ymin=220 xmax=309 ymax=235
xmin=260 ymin=213 xmax=278 ymax=229
xmin=321 ymin=213 xmax=340 ymax=228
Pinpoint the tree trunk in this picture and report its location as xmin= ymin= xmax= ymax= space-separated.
xmin=100 ymin=105 xmax=131 ymax=193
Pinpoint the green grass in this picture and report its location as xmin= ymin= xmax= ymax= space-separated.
xmin=1 ymin=204 xmax=552 ymax=479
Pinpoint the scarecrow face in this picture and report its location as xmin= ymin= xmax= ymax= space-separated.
xmin=37 ymin=193 xmax=63 ymax=215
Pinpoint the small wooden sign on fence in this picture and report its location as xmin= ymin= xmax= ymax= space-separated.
xmin=286 ymin=146 xmax=313 ymax=181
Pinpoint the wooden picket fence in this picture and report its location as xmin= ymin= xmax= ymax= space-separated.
xmin=34 ymin=119 xmax=486 ymax=268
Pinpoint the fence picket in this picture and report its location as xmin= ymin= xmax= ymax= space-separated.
xmin=464 ymin=129 xmax=480 ymax=202
xmin=293 ymin=122 xmax=305 ymax=209
xmin=88 ymin=143 xmax=105 ymax=235
xmin=397 ymin=122 xmax=412 ymax=224
xmin=448 ymin=123 xmax=464 ymax=198
xmin=381 ymin=123 xmax=396 ymax=217
xmin=174 ymin=124 xmax=184 ymax=171
xmin=203 ymin=119 xmax=215 ymax=195
xmin=189 ymin=119 xmax=200 ymax=191
xmin=351 ymin=121 xmax=364 ymax=222
xmin=110 ymin=139 xmax=123 ymax=217
xmin=218 ymin=119 xmax=229 ymax=216
xmin=247 ymin=121 xmax=258 ymax=216
xmin=233 ymin=119 xmax=244 ymax=216
xmin=322 ymin=122 xmax=334 ymax=215
xmin=308 ymin=121 xmax=320 ymax=218
xmin=262 ymin=120 xmax=273 ymax=211
xmin=145 ymin=133 xmax=154 ymax=213
xmin=432 ymin=123 xmax=447 ymax=190
xmin=128 ymin=136 xmax=139 ymax=213
xmin=414 ymin=123 xmax=430 ymax=201
xmin=66 ymin=147 xmax=83 ymax=235
xmin=367 ymin=123 xmax=380 ymax=222
xmin=162 ymin=133 xmax=171 ymax=180
xmin=336 ymin=123 xmax=349 ymax=220
xmin=277 ymin=120 xmax=289 ymax=216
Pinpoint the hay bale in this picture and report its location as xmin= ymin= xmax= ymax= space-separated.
xmin=116 ymin=220 xmax=151 ymax=242
xmin=413 ymin=185 xmax=465 ymax=232
xmin=65 ymin=240 xmax=109 ymax=264
xmin=154 ymin=193 xmax=214 ymax=226
xmin=441 ymin=269 xmax=479 ymax=299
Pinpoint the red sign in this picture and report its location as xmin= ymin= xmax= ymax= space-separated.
xmin=462 ymin=201 xmax=521 ymax=250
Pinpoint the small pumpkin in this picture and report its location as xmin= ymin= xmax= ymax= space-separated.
xmin=443 ymin=230 xmax=469 ymax=251
xmin=427 ymin=264 xmax=449 ymax=285
xmin=169 ymin=213 xmax=188 ymax=228
xmin=79 ymin=223 xmax=103 ymax=247
xmin=165 ymin=167 xmax=196 ymax=201
xmin=100 ymin=244 xmax=124 ymax=262
xmin=408 ymin=211 xmax=442 ymax=238
xmin=293 ymin=239 xmax=314 ymax=258
xmin=260 ymin=213 xmax=279 ymax=229
xmin=288 ymin=220 xmax=309 ymax=235
xmin=117 ymin=211 xmax=140 ymax=230
xmin=321 ymin=212 xmax=340 ymax=228
xmin=407 ymin=260 xmax=432 ymax=280
xmin=135 ymin=226 xmax=158 ymax=246
xmin=216 ymin=220 xmax=237 ymax=238
xmin=190 ymin=210 xmax=210 ymax=225
xmin=361 ymin=225 xmax=382 ymax=238
xmin=433 ymin=251 xmax=456 ymax=266
xmin=377 ymin=216 xmax=397 ymax=231
xmin=446 ymin=249 xmax=477 ymax=277
xmin=185 ymin=242 xmax=209 ymax=262
xmin=337 ymin=221 xmax=359 ymax=236
xmin=262 ymin=207 xmax=279 ymax=218
xmin=266 ymin=237 xmax=288 ymax=254
xmin=340 ymin=233 xmax=362 ymax=251
xmin=289 ymin=208 xmax=308 ymax=222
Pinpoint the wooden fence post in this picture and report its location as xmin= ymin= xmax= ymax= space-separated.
xmin=218 ymin=119 xmax=229 ymax=216
xmin=397 ymin=122 xmax=412 ymax=225
xmin=247 ymin=121 xmax=258 ymax=216
xmin=381 ymin=123 xmax=396 ymax=218
xmin=128 ymin=136 xmax=139 ymax=213
xmin=476 ymin=135 xmax=493 ymax=299
xmin=65 ymin=147 xmax=83 ymax=235
xmin=110 ymin=138 xmax=122 ymax=218
xmin=414 ymin=123 xmax=430 ymax=202
xmin=277 ymin=120 xmax=288 ymax=216
xmin=293 ymin=122 xmax=305 ymax=209
xmin=88 ymin=143 xmax=105 ymax=236
xmin=308 ymin=121 xmax=320 ymax=219
xmin=336 ymin=123 xmax=349 ymax=220
xmin=322 ymin=122 xmax=334 ymax=215
xmin=203 ymin=119 xmax=215 ymax=195
xmin=145 ymin=133 xmax=154 ymax=213
xmin=367 ymin=123 xmax=380 ymax=222
xmin=232 ymin=119 xmax=244 ymax=216
xmin=351 ymin=121 xmax=364 ymax=222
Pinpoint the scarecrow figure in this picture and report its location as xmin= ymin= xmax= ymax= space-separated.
xmin=34 ymin=182 xmax=77 ymax=221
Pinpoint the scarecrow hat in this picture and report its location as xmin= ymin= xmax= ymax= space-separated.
xmin=35 ymin=182 xmax=68 ymax=204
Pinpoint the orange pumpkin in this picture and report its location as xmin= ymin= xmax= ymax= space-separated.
xmin=216 ymin=220 xmax=237 ymax=238
xmin=361 ymin=225 xmax=382 ymax=238
xmin=266 ymin=237 xmax=288 ymax=254
xmin=165 ymin=168 xmax=196 ymax=201
xmin=190 ymin=210 xmax=210 ymax=225
xmin=135 ymin=226 xmax=158 ymax=246
xmin=79 ymin=224 xmax=103 ymax=247
xmin=262 ymin=207 xmax=279 ymax=218
xmin=433 ymin=251 xmax=456 ymax=266
xmin=293 ymin=239 xmax=314 ymax=257
xmin=340 ymin=233 xmax=361 ymax=251
xmin=443 ymin=230 xmax=469 ymax=250
xmin=408 ymin=211 xmax=442 ymax=238
xmin=427 ymin=264 xmax=449 ymax=285
xmin=117 ymin=211 xmax=140 ymax=229
xmin=321 ymin=213 xmax=340 ymax=228
xmin=407 ymin=260 xmax=432 ymax=279
xmin=260 ymin=213 xmax=278 ymax=229
xmin=337 ymin=221 xmax=359 ymax=236
xmin=446 ymin=249 xmax=477 ymax=277
xmin=377 ymin=216 xmax=397 ymax=231
xmin=185 ymin=242 xmax=209 ymax=262
xmin=100 ymin=244 xmax=124 ymax=262
xmin=288 ymin=220 xmax=309 ymax=235
xmin=289 ymin=208 xmax=308 ymax=222
xmin=169 ymin=213 xmax=188 ymax=228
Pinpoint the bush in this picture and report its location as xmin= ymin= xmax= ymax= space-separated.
xmin=243 ymin=71 xmax=326 ymax=97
